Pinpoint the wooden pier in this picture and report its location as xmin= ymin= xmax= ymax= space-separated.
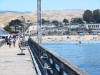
xmin=0 ymin=41 xmax=36 ymax=75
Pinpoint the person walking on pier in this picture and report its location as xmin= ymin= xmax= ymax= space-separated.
xmin=13 ymin=38 xmax=16 ymax=48
xmin=8 ymin=36 xmax=12 ymax=48
xmin=5 ymin=36 xmax=8 ymax=45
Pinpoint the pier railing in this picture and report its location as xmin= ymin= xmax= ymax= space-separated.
xmin=28 ymin=38 xmax=88 ymax=75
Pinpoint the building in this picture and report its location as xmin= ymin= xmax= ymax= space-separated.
xmin=85 ymin=24 xmax=100 ymax=34
xmin=42 ymin=26 xmax=69 ymax=35
xmin=64 ymin=24 xmax=88 ymax=35
xmin=85 ymin=24 xmax=100 ymax=30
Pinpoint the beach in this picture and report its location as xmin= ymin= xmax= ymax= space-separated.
xmin=30 ymin=35 xmax=100 ymax=43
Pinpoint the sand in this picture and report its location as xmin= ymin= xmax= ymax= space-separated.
xmin=30 ymin=35 xmax=100 ymax=43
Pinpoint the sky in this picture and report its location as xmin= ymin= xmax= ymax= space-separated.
xmin=0 ymin=0 xmax=100 ymax=12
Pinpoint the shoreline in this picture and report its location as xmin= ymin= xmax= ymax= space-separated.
xmin=42 ymin=40 xmax=100 ymax=43
xmin=30 ymin=35 xmax=100 ymax=43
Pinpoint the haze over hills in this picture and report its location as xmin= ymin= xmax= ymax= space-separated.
xmin=0 ymin=10 xmax=32 ymax=14
xmin=0 ymin=10 xmax=84 ymax=26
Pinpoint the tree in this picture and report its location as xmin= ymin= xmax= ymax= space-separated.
xmin=63 ymin=19 xmax=69 ymax=25
xmin=93 ymin=9 xmax=100 ymax=23
xmin=83 ymin=10 xmax=93 ymax=23
xmin=52 ymin=20 xmax=59 ymax=26
xmin=4 ymin=25 xmax=13 ymax=33
xmin=42 ymin=18 xmax=50 ymax=25
xmin=42 ymin=18 xmax=45 ymax=24
xmin=71 ymin=18 xmax=84 ymax=24
xmin=9 ymin=19 xmax=22 ymax=32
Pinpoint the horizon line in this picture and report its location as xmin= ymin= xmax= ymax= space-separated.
xmin=0 ymin=9 xmax=100 ymax=12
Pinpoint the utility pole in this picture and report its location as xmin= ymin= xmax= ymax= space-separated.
xmin=37 ymin=0 xmax=42 ymax=44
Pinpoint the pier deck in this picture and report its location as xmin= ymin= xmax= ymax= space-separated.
xmin=0 ymin=42 xmax=36 ymax=75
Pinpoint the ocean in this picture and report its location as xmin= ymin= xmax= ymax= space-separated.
xmin=43 ymin=42 xmax=100 ymax=75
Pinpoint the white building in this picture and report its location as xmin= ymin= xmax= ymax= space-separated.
xmin=85 ymin=24 xmax=100 ymax=30
xmin=26 ymin=25 xmax=37 ymax=35
xmin=85 ymin=24 xmax=100 ymax=34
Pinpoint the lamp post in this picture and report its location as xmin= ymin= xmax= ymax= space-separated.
xmin=37 ymin=0 xmax=42 ymax=44
xmin=21 ymin=16 xmax=26 ymax=42
xmin=17 ymin=16 xmax=26 ymax=55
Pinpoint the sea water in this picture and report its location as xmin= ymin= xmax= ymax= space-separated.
xmin=43 ymin=42 xmax=100 ymax=75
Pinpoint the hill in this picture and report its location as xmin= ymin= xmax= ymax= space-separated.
xmin=0 ymin=10 xmax=84 ymax=26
